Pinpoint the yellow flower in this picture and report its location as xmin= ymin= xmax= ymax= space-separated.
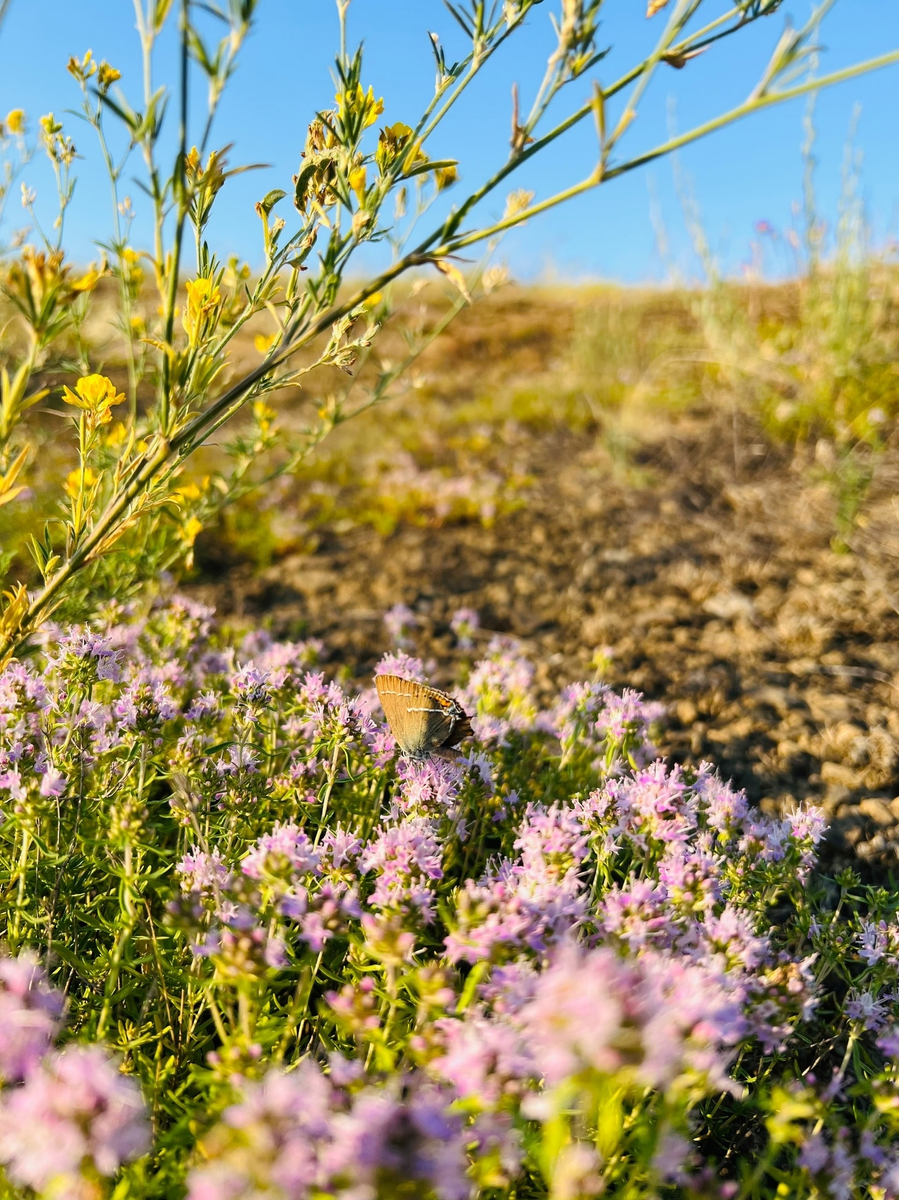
xmin=503 ymin=188 xmax=535 ymax=220
xmin=61 ymin=374 xmax=125 ymax=425
xmin=335 ymin=84 xmax=384 ymax=129
xmin=254 ymin=332 xmax=277 ymax=355
xmin=104 ymin=421 xmax=128 ymax=447
xmin=5 ymin=109 xmax=25 ymax=136
xmin=97 ymin=61 xmax=121 ymax=91
xmin=435 ymin=164 xmax=458 ymax=192
xmin=182 ymin=516 xmax=203 ymax=545
xmin=122 ymin=249 xmax=144 ymax=290
xmin=66 ymin=50 xmax=97 ymax=83
xmin=253 ymin=400 xmax=276 ymax=435
xmin=376 ymin=123 xmax=426 ymax=176
xmin=182 ymin=276 xmax=221 ymax=347
xmin=71 ymin=267 xmax=101 ymax=292
xmin=64 ymin=467 xmax=97 ymax=498
xmin=349 ymin=165 xmax=368 ymax=204
xmin=174 ymin=481 xmax=202 ymax=503
xmin=39 ymin=113 xmax=62 ymax=139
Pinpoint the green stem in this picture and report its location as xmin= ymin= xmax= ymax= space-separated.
xmin=9 ymin=827 xmax=31 ymax=949
xmin=97 ymin=747 xmax=146 ymax=1039
xmin=438 ymin=48 xmax=899 ymax=256
xmin=160 ymin=0 xmax=191 ymax=434
xmin=315 ymin=744 xmax=342 ymax=847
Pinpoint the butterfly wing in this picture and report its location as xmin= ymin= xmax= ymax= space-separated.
xmin=376 ymin=675 xmax=432 ymax=758
xmin=375 ymin=675 xmax=472 ymax=759
xmin=440 ymin=708 xmax=473 ymax=749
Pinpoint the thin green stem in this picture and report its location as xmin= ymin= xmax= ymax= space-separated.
xmin=160 ymin=0 xmax=192 ymax=433
xmin=438 ymin=47 xmax=899 ymax=256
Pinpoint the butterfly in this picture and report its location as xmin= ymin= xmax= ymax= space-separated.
xmin=375 ymin=674 xmax=473 ymax=761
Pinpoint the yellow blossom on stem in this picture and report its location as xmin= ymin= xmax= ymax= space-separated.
xmin=103 ymin=421 xmax=128 ymax=448
xmin=182 ymin=516 xmax=203 ymax=545
xmin=5 ymin=110 xmax=25 ymax=136
xmin=254 ymin=332 xmax=278 ymax=355
xmin=435 ymin=164 xmax=458 ymax=192
xmin=335 ymin=83 xmax=384 ymax=130
xmin=174 ymin=481 xmax=203 ymax=503
xmin=64 ymin=467 xmax=97 ymax=498
xmin=71 ymin=266 xmax=102 ymax=293
xmin=349 ymin=165 xmax=368 ymax=203
xmin=183 ymin=277 xmax=222 ymax=347
xmin=61 ymin=375 xmax=125 ymax=425
xmin=97 ymin=61 xmax=121 ymax=91
xmin=376 ymin=123 xmax=426 ymax=176
xmin=253 ymin=400 xmax=276 ymax=436
xmin=66 ymin=50 xmax=97 ymax=83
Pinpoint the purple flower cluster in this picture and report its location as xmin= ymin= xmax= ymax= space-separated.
xmin=242 ymin=822 xmax=320 ymax=882
xmin=383 ymin=602 xmax=418 ymax=649
xmin=0 ymin=594 xmax=869 ymax=1199
xmin=550 ymin=680 xmax=663 ymax=770
xmin=396 ymin=754 xmax=467 ymax=824
xmin=450 ymin=607 xmax=480 ymax=650
xmin=445 ymin=802 xmax=588 ymax=964
xmin=859 ymin=919 xmax=899 ymax=967
xmin=0 ymin=952 xmax=65 ymax=1081
xmin=187 ymin=1061 xmax=474 ymax=1200
xmin=427 ymin=937 xmax=747 ymax=1137
xmin=373 ymin=451 xmax=508 ymax=527
xmin=361 ymin=816 xmax=444 ymax=922
xmin=519 ymin=941 xmax=745 ymax=1096
xmin=0 ymin=1046 xmax=150 ymax=1194
xmin=0 ymin=953 xmax=149 ymax=1195
xmin=457 ymin=637 xmax=538 ymax=744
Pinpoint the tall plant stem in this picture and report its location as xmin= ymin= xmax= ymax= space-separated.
xmin=160 ymin=0 xmax=191 ymax=434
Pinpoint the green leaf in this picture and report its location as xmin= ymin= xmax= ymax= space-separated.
xmin=402 ymin=158 xmax=458 ymax=180
xmin=259 ymin=188 xmax=287 ymax=216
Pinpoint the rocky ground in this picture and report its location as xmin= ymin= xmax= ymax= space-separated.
xmin=187 ymin=286 xmax=899 ymax=875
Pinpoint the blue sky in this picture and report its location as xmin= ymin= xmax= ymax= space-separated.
xmin=1 ymin=0 xmax=897 ymax=282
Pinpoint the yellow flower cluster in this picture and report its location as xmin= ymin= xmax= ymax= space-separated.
xmin=335 ymin=83 xmax=384 ymax=130
xmin=61 ymin=375 xmax=125 ymax=425
xmin=376 ymin=123 xmax=427 ymax=176
xmin=66 ymin=49 xmax=121 ymax=92
xmin=182 ymin=277 xmax=222 ymax=347
xmin=2 ymin=109 xmax=25 ymax=138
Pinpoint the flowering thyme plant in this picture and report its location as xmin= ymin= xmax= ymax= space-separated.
xmin=0 ymin=598 xmax=898 ymax=1196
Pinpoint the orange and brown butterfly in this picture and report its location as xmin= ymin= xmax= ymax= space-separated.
xmin=374 ymin=674 xmax=473 ymax=761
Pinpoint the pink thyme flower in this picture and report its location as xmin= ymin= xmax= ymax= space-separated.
xmin=242 ymin=822 xmax=321 ymax=882
xmin=519 ymin=942 xmax=744 ymax=1097
xmin=450 ymin=607 xmax=479 ymax=650
xmin=187 ymin=1063 xmax=470 ymax=1200
xmin=0 ymin=952 xmax=65 ymax=1082
xmin=384 ymin=603 xmax=418 ymax=649
xmin=361 ymin=817 xmax=443 ymax=922
xmin=374 ymin=650 xmax=428 ymax=682
xmin=0 ymin=1045 xmax=150 ymax=1192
